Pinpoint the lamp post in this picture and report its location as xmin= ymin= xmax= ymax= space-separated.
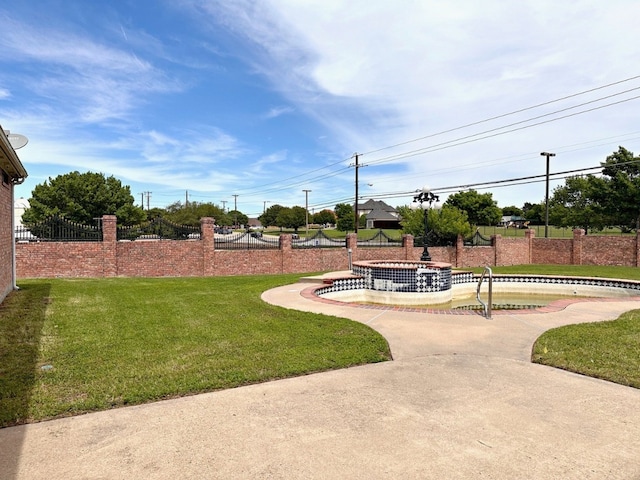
xmin=540 ymin=152 xmax=556 ymax=238
xmin=412 ymin=186 xmax=439 ymax=262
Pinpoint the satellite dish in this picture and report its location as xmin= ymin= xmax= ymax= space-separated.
xmin=8 ymin=133 xmax=28 ymax=149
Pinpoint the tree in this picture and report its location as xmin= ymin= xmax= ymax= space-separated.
xmin=275 ymin=206 xmax=307 ymax=231
xmin=522 ymin=202 xmax=545 ymax=225
xmin=335 ymin=203 xmax=354 ymax=232
xmin=164 ymin=201 xmax=228 ymax=226
xmin=597 ymin=146 xmax=640 ymax=231
xmin=228 ymin=209 xmax=248 ymax=228
xmin=444 ymin=190 xmax=502 ymax=226
xmin=548 ymin=176 xmax=606 ymax=233
xmin=259 ymin=204 xmax=285 ymax=229
xmin=22 ymin=171 xmax=145 ymax=226
xmin=312 ymin=209 xmax=336 ymax=226
xmin=502 ymin=205 xmax=523 ymax=216
xmin=399 ymin=204 xmax=472 ymax=245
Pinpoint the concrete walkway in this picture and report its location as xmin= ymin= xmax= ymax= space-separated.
xmin=2 ymin=278 xmax=640 ymax=479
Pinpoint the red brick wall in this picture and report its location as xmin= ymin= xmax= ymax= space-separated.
xmin=531 ymin=238 xmax=573 ymax=264
xmin=14 ymin=221 xmax=640 ymax=279
xmin=0 ymin=177 xmax=13 ymax=300
xmin=582 ymin=235 xmax=637 ymax=266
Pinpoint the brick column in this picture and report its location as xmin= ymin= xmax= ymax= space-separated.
xmin=525 ymin=228 xmax=535 ymax=265
xmin=201 ymin=217 xmax=215 ymax=276
xmin=345 ymin=233 xmax=358 ymax=262
xmin=492 ymin=234 xmax=502 ymax=266
xmin=403 ymin=234 xmax=414 ymax=260
xmin=455 ymin=234 xmax=464 ymax=268
xmin=572 ymin=229 xmax=585 ymax=265
xmin=102 ymin=215 xmax=117 ymax=277
xmin=279 ymin=234 xmax=292 ymax=274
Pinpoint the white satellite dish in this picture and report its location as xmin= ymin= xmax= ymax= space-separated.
xmin=8 ymin=133 xmax=29 ymax=149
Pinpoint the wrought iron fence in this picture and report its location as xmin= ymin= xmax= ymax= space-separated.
xmin=292 ymin=229 xmax=346 ymax=249
xmin=357 ymin=229 xmax=402 ymax=247
xmin=15 ymin=215 xmax=103 ymax=242
xmin=117 ymin=217 xmax=200 ymax=241
xmin=464 ymin=230 xmax=493 ymax=246
xmin=214 ymin=231 xmax=280 ymax=250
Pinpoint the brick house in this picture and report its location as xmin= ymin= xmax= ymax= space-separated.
xmin=0 ymin=127 xmax=28 ymax=303
xmin=356 ymin=199 xmax=402 ymax=229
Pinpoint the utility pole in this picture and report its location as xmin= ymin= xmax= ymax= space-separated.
xmin=221 ymin=200 xmax=227 ymax=212
xmin=185 ymin=190 xmax=189 ymax=207
xmin=232 ymin=194 xmax=239 ymax=228
xmin=540 ymin=152 xmax=556 ymax=238
xmin=353 ymin=153 xmax=359 ymax=234
xmin=303 ymin=189 xmax=311 ymax=238
xmin=263 ymin=200 xmax=270 ymax=214
xmin=141 ymin=191 xmax=152 ymax=210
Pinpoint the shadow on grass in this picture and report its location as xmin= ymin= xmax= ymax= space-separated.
xmin=0 ymin=282 xmax=51 ymax=479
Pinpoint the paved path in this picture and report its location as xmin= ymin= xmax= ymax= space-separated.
xmin=2 ymin=279 xmax=640 ymax=479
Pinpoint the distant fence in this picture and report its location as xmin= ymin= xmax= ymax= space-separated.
xmin=14 ymin=215 xmax=640 ymax=278
xmin=15 ymin=215 xmax=102 ymax=242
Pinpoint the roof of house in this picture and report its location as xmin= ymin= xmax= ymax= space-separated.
xmin=366 ymin=208 xmax=399 ymax=221
xmin=358 ymin=199 xmax=397 ymax=213
xmin=0 ymin=127 xmax=28 ymax=182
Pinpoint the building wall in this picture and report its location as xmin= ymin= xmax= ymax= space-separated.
xmin=14 ymin=219 xmax=640 ymax=279
xmin=0 ymin=171 xmax=13 ymax=300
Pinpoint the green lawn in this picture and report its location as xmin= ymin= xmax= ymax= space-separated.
xmin=0 ymin=275 xmax=391 ymax=427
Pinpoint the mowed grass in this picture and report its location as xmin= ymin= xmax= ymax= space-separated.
xmin=0 ymin=275 xmax=391 ymax=427
xmin=466 ymin=265 xmax=640 ymax=389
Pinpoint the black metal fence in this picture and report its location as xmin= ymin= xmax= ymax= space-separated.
xmin=464 ymin=230 xmax=493 ymax=246
xmin=292 ymin=229 xmax=346 ymax=249
xmin=117 ymin=217 xmax=200 ymax=241
xmin=15 ymin=215 xmax=103 ymax=242
xmin=356 ymin=229 xmax=402 ymax=247
xmin=214 ymin=231 xmax=280 ymax=250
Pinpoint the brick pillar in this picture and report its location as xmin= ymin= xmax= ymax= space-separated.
xmin=456 ymin=234 xmax=464 ymax=268
xmin=525 ymin=228 xmax=535 ymax=265
xmin=345 ymin=233 xmax=357 ymax=260
xmin=492 ymin=234 xmax=501 ymax=266
xmin=201 ymin=217 xmax=215 ymax=276
xmin=403 ymin=234 xmax=414 ymax=261
xmin=102 ymin=215 xmax=117 ymax=277
xmin=572 ymin=229 xmax=585 ymax=265
xmin=279 ymin=234 xmax=292 ymax=274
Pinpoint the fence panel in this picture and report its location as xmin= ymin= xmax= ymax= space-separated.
xmin=16 ymin=215 xmax=102 ymax=242
xmin=357 ymin=229 xmax=402 ymax=248
xmin=117 ymin=217 xmax=200 ymax=240
xmin=292 ymin=230 xmax=346 ymax=249
xmin=215 ymin=232 xmax=280 ymax=250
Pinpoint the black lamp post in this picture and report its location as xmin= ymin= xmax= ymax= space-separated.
xmin=412 ymin=186 xmax=439 ymax=261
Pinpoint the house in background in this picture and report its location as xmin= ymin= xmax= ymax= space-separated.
xmin=0 ymin=127 xmax=28 ymax=303
xmin=356 ymin=199 xmax=402 ymax=229
xmin=499 ymin=215 xmax=528 ymax=228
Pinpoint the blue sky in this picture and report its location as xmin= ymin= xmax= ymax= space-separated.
xmin=2 ymin=1 xmax=640 ymax=218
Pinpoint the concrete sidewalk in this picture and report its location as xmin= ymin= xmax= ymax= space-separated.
xmin=2 ymin=280 xmax=640 ymax=479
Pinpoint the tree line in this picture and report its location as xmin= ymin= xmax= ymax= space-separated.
xmin=21 ymin=147 xmax=640 ymax=238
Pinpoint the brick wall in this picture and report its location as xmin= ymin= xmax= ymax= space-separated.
xmin=14 ymin=218 xmax=640 ymax=279
xmin=0 ymin=176 xmax=13 ymax=300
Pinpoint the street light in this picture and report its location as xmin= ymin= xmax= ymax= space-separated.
xmin=412 ymin=186 xmax=439 ymax=262
xmin=540 ymin=152 xmax=556 ymax=238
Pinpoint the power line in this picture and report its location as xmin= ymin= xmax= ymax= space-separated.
xmin=360 ymin=74 xmax=640 ymax=157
